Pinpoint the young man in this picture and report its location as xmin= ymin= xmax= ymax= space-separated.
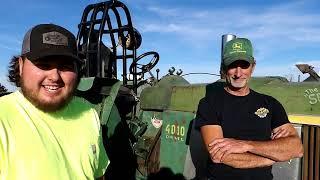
xmin=196 ymin=38 xmax=303 ymax=180
xmin=0 ymin=24 xmax=109 ymax=179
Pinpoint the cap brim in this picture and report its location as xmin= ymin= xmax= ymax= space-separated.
xmin=223 ymin=54 xmax=254 ymax=67
xmin=25 ymin=51 xmax=81 ymax=62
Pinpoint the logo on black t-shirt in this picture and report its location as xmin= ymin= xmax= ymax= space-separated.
xmin=255 ymin=107 xmax=269 ymax=118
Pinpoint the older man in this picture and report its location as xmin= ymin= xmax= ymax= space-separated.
xmin=196 ymin=38 xmax=303 ymax=180
xmin=0 ymin=24 xmax=108 ymax=179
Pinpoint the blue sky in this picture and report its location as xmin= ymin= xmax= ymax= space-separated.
xmin=1 ymin=0 xmax=320 ymax=91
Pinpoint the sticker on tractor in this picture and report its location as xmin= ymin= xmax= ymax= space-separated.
xmin=304 ymin=88 xmax=320 ymax=105
xmin=165 ymin=124 xmax=185 ymax=142
xmin=151 ymin=115 xmax=162 ymax=128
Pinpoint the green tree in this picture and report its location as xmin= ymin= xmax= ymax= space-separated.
xmin=0 ymin=83 xmax=7 ymax=93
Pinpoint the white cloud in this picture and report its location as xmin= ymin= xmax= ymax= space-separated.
xmin=139 ymin=1 xmax=320 ymax=46
xmin=0 ymin=43 xmax=20 ymax=52
xmin=142 ymin=23 xmax=214 ymax=40
xmin=147 ymin=6 xmax=180 ymax=17
xmin=0 ymin=33 xmax=21 ymax=53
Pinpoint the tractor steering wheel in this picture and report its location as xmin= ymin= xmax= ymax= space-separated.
xmin=129 ymin=51 xmax=159 ymax=75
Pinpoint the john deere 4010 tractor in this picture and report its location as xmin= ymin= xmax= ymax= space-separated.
xmin=72 ymin=1 xmax=320 ymax=179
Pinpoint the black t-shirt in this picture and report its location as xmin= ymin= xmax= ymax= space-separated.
xmin=195 ymin=86 xmax=289 ymax=180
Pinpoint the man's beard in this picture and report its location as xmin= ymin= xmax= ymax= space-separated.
xmin=226 ymin=77 xmax=248 ymax=89
xmin=20 ymin=77 xmax=77 ymax=112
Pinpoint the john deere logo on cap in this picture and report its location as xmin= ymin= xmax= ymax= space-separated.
xmin=229 ymin=42 xmax=247 ymax=55
xmin=232 ymin=42 xmax=242 ymax=51
xmin=43 ymin=32 xmax=68 ymax=46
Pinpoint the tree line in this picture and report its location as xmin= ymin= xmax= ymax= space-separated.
xmin=0 ymin=83 xmax=7 ymax=93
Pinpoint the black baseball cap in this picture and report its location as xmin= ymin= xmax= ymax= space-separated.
xmin=21 ymin=24 xmax=80 ymax=62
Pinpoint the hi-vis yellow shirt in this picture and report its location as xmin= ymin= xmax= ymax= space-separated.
xmin=0 ymin=91 xmax=109 ymax=180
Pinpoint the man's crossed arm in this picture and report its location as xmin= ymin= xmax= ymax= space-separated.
xmin=200 ymin=123 xmax=303 ymax=169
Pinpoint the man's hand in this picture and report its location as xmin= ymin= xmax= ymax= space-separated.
xmin=200 ymin=125 xmax=277 ymax=168
xmin=271 ymin=124 xmax=292 ymax=139
xmin=208 ymin=138 xmax=253 ymax=163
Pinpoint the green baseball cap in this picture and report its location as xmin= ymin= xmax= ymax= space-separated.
xmin=223 ymin=38 xmax=254 ymax=67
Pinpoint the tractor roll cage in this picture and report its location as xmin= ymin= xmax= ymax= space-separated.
xmin=77 ymin=0 xmax=138 ymax=92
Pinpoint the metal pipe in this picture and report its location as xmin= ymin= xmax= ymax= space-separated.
xmin=220 ymin=34 xmax=236 ymax=78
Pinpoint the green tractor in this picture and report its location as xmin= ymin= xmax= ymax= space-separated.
xmin=74 ymin=1 xmax=320 ymax=179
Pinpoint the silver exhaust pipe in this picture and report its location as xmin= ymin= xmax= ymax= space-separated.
xmin=220 ymin=34 xmax=236 ymax=78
